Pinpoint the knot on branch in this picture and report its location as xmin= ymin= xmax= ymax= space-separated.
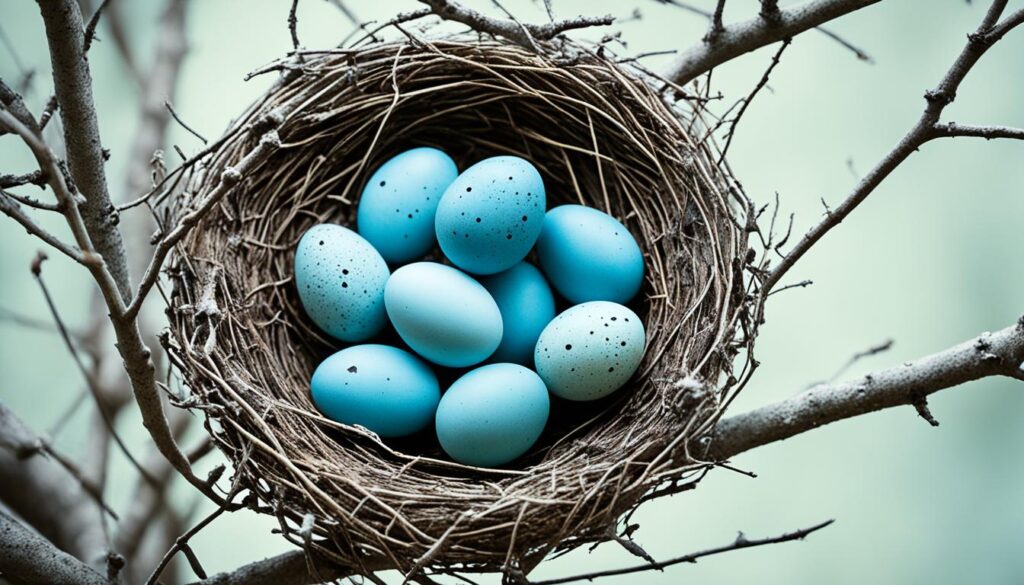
xmin=912 ymin=396 xmax=940 ymax=427
xmin=259 ymin=130 xmax=282 ymax=150
xmin=187 ymin=266 xmax=223 ymax=358
xmin=105 ymin=552 xmax=125 ymax=582
xmin=220 ymin=167 xmax=243 ymax=187
xmin=924 ymin=89 xmax=955 ymax=106
xmin=967 ymin=31 xmax=994 ymax=48
xmin=252 ymin=108 xmax=285 ymax=134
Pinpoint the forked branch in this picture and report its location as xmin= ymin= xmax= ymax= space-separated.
xmin=763 ymin=3 xmax=1024 ymax=292
xmin=711 ymin=318 xmax=1024 ymax=460
xmin=418 ymin=0 xmax=614 ymax=50
xmin=665 ymin=0 xmax=881 ymax=85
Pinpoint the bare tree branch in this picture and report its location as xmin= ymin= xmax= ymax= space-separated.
xmin=0 ymin=187 xmax=84 ymax=264
xmin=28 ymin=0 xmax=222 ymax=504
xmin=0 ymin=405 xmax=108 ymax=569
xmin=114 ymin=408 xmax=190 ymax=573
xmin=417 ymin=0 xmax=614 ymax=50
xmin=0 ymin=509 xmax=109 ymax=585
xmin=530 ymin=520 xmax=834 ymax=584
xmin=193 ymin=550 xmax=352 ymax=585
xmin=930 ymin=121 xmax=1024 ymax=140
xmin=762 ymin=4 xmax=1024 ymax=293
xmin=660 ymin=0 xmax=872 ymax=62
xmin=710 ymin=318 xmax=1024 ymax=460
xmin=665 ymin=0 xmax=881 ymax=86
xmin=36 ymin=0 xmax=133 ymax=300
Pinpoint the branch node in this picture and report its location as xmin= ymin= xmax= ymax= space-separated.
xmin=221 ymin=167 xmax=243 ymax=187
xmin=912 ymin=397 xmax=940 ymax=427
xmin=105 ymin=551 xmax=125 ymax=582
xmin=206 ymin=463 xmax=226 ymax=487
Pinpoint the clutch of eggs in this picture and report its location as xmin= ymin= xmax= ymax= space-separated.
xmin=295 ymin=148 xmax=648 ymax=467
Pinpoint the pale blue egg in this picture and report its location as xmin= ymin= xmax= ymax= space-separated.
xmin=311 ymin=344 xmax=440 ymax=438
xmin=357 ymin=147 xmax=458 ymax=264
xmin=534 ymin=301 xmax=645 ymax=401
xmin=435 ymin=363 xmax=549 ymax=467
xmin=384 ymin=262 xmax=502 ymax=367
xmin=480 ymin=262 xmax=555 ymax=366
xmin=295 ymin=224 xmax=389 ymax=342
xmin=536 ymin=205 xmax=644 ymax=304
xmin=435 ymin=156 xmax=545 ymax=275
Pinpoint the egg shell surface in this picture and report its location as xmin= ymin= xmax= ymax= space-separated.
xmin=435 ymin=156 xmax=545 ymax=275
xmin=536 ymin=205 xmax=644 ymax=304
xmin=480 ymin=262 xmax=555 ymax=366
xmin=357 ymin=147 xmax=458 ymax=264
xmin=310 ymin=344 xmax=440 ymax=438
xmin=295 ymin=224 xmax=389 ymax=342
xmin=435 ymin=363 xmax=550 ymax=467
xmin=534 ymin=301 xmax=645 ymax=401
xmin=384 ymin=262 xmax=503 ymax=367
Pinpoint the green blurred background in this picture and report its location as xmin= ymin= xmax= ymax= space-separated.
xmin=1 ymin=1 xmax=1022 ymax=583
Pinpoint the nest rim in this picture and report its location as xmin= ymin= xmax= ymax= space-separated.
xmin=166 ymin=35 xmax=750 ymax=574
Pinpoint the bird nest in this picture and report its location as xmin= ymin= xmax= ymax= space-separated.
xmin=165 ymin=37 xmax=750 ymax=576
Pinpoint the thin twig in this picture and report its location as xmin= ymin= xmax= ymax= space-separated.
xmin=126 ymin=128 xmax=282 ymax=320
xmin=530 ymin=520 xmax=834 ymax=584
xmin=289 ymin=0 xmax=302 ymax=52
xmin=717 ymin=38 xmax=790 ymax=164
xmin=763 ymin=4 xmax=1024 ymax=292
xmin=930 ymin=121 xmax=1024 ymax=140
xmin=826 ymin=338 xmax=893 ymax=383
xmin=165 ymin=101 xmax=208 ymax=144
xmin=31 ymin=252 xmax=160 ymax=488
xmin=418 ymin=0 xmax=613 ymax=51
xmin=82 ymin=0 xmax=113 ymax=55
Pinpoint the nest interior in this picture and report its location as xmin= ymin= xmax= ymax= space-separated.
xmin=167 ymin=38 xmax=747 ymax=574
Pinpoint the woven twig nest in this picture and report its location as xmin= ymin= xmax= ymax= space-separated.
xmin=166 ymin=36 xmax=748 ymax=575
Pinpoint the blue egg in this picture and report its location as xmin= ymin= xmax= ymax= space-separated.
xmin=357 ymin=147 xmax=458 ymax=264
xmin=311 ymin=344 xmax=440 ymax=437
xmin=295 ymin=224 xmax=389 ymax=342
xmin=534 ymin=301 xmax=645 ymax=401
xmin=536 ymin=205 xmax=644 ymax=304
xmin=480 ymin=262 xmax=555 ymax=366
xmin=384 ymin=262 xmax=503 ymax=367
xmin=435 ymin=363 xmax=549 ymax=467
xmin=435 ymin=156 xmax=546 ymax=275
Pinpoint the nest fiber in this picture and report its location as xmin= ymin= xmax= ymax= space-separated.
xmin=167 ymin=38 xmax=747 ymax=574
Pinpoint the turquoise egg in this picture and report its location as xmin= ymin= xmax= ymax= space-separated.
xmin=435 ymin=156 xmax=545 ymax=275
xmin=534 ymin=301 xmax=645 ymax=401
xmin=384 ymin=262 xmax=503 ymax=367
xmin=480 ymin=262 xmax=555 ymax=366
xmin=435 ymin=363 xmax=549 ymax=467
xmin=310 ymin=344 xmax=440 ymax=438
xmin=357 ymin=147 xmax=458 ymax=264
xmin=536 ymin=205 xmax=644 ymax=304
xmin=295 ymin=224 xmax=389 ymax=342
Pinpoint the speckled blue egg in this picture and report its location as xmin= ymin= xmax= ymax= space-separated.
xmin=534 ymin=301 xmax=645 ymax=401
xmin=357 ymin=147 xmax=458 ymax=264
xmin=536 ymin=205 xmax=644 ymax=304
xmin=435 ymin=363 xmax=549 ymax=467
xmin=384 ymin=262 xmax=503 ymax=367
xmin=310 ymin=344 xmax=440 ymax=437
xmin=435 ymin=156 xmax=546 ymax=275
xmin=480 ymin=262 xmax=555 ymax=366
xmin=295 ymin=224 xmax=389 ymax=342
